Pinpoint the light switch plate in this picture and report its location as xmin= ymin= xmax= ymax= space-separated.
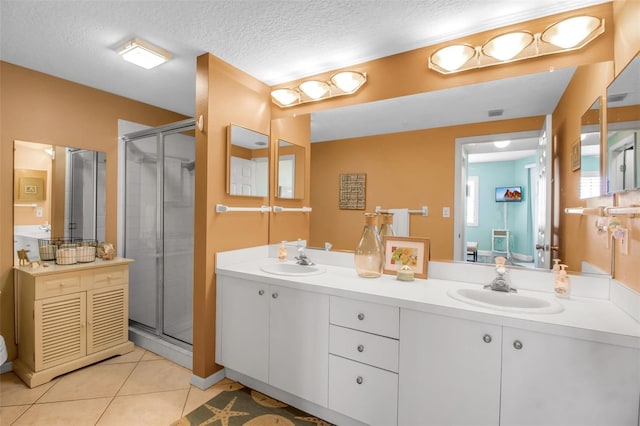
xmin=442 ymin=207 xmax=450 ymax=218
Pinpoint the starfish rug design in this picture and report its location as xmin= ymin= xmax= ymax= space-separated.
xmin=173 ymin=380 xmax=334 ymax=426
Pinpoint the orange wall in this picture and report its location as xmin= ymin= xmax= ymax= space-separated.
xmin=1 ymin=62 xmax=186 ymax=363
xmin=310 ymin=117 xmax=544 ymax=260
xmin=192 ymin=54 xmax=272 ymax=378
xmin=554 ymin=0 xmax=639 ymax=291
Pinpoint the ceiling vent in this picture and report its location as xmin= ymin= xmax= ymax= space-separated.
xmin=488 ymin=109 xmax=504 ymax=117
xmin=607 ymin=93 xmax=628 ymax=103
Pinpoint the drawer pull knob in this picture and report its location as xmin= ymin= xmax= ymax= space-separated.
xmin=357 ymin=313 xmax=365 ymax=321
xmin=272 ymin=292 xmax=278 ymax=299
xmin=357 ymin=344 xmax=364 ymax=352
xmin=356 ymin=376 xmax=363 ymax=385
xmin=483 ymin=334 xmax=492 ymax=344
xmin=513 ymin=340 xmax=523 ymax=350
xmin=258 ymin=290 xmax=265 ymax=296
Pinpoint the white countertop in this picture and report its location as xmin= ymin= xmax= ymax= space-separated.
xmin=217 ymin=258 xmax=640 ymax=349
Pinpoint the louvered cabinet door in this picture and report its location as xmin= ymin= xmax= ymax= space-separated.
xmin=86 ymin=285 xmax=128 ymax=354
xmin=34 ymin=292 xmax=87 ymax=371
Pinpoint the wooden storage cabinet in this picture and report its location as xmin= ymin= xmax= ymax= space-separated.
xmin=14 ymin=259 xmax=134 ymax=388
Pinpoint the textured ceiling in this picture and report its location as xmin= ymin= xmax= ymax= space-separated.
xmin=0 ymin=0 xmax=609 ymax=143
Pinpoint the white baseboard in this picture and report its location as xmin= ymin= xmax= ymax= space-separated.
xmin=191 ymin=368 xmax=226 ymax=390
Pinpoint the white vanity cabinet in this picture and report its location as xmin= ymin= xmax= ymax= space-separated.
xmin=399 ymin=309 xmax=502 ymax=426
xmin=328 ymin=296 xmax=400 ymax=426
xmin=13 ymin=259 xmax=134 ymax=388
xmin=500 ymin=327 xmax=640 ymax=426
xmin=399 ymin=308 xmax=640 ymax=426
xmin=216 ymin=275 xmax=329 ymax=407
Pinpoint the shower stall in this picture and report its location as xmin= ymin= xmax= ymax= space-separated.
xmin=121 ymin=119 xmax=195 ymax=359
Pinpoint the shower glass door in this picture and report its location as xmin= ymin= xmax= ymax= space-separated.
xmin=124 ymin=119 xmax=195 ymax=347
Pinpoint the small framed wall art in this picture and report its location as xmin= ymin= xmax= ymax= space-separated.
xmin=339 ymin=173 xmax=366 ymax=210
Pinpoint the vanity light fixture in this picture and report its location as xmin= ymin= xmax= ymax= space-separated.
xmin=271 ymin=71 xmax=367 ymax=108
xmin=116 ymin=38 xmax=171 ymax=69
xmin=428 ymin=15 xmax=604 ymax=74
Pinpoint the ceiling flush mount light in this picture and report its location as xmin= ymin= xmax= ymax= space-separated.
xmin=116 ymin=38 xmax=171 ymax=69
xmin=271 ymin=71 xmax=367 ymax=108
xmin=494 ymin=140 xmax=511 ymax=148
xmin=428 ymin=15 xmax=604 ymax=74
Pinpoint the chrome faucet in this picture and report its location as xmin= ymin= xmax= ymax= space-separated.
xmin=295 ymin=241 xmax=314 ymax=266
xmin=484 ymin=265 xmax=516 ymax=293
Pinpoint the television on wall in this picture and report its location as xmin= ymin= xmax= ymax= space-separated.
xmin=495 ymin=186 xmax=522 ymax=202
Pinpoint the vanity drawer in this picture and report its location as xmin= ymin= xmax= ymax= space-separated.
xmin=92 ymin=265 xmax=129 ymax=289
xmin=35 ymin=272 xmax=83 ymax=299
xmin=330 ymin=325 xmax=399 ymax=372
xmin=329 ymin=354 xmax=398 ymax=426
xmin=330 ymin=296 xmax=399 ymax=338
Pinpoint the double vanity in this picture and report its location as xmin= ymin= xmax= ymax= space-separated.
xmin=216 ymin=247 xmax=640 ymax=426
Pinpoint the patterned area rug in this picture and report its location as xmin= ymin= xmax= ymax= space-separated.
xmin=172 ymin=380 xmax=334 ymax=426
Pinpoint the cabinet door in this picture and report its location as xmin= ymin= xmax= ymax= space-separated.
xmin=217 ymin=276 xmax=269 ymax=383
xmin=34 ymin=292 xmax=86 ymax=370
xmin=399 ymin=309 xmax=502 ymax=426
xmin=501 ymin=327 xmax=640 ymax=426
xmin=87 ymin=285 xmax=128 ymax=354
xmin=329 ymin=355 xmax=398 ymax=426
xmin=269 ymin=285 xmax=329 ymax=407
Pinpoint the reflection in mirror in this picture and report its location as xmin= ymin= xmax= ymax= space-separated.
xmin=606 ymin=54 xmax=640 ymax=194
xmin=276 ymin=139 xmax=305 ymax=199
xmin=227 ymin=124 xmax=269 ymax=197
xmin=580 ymin=98 xmax=602 ymax=199
xmin=13 ymin=140 xmax=106 ymax=261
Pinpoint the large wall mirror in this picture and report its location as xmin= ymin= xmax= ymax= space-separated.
xmin=606 ymin=54 xmax=639 ymax=194
xmin=580 ymin=98 xmax=602 ymax=199
xmin=227 ymin=124 xmax=269 ymax=197
xmin=276 ymin=139 xmax=305 ymax=199
xmin=13 ymin=140 xmax=106 ymax=261
xmin=306 ymin=67 xmax=611 ymax=276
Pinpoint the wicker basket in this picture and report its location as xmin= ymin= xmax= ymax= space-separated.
xmin=56 ymin=248 xmax=77 ymax=265
xmin=76 ymin=246 xmax=96 ymax=263
xmin=38 ymin=244 xmax=57 ymax=261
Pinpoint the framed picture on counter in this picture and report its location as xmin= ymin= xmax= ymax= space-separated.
xmin=382 ymin=236 xmax=430 ymax=279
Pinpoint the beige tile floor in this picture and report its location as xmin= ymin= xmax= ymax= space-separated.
xmin=0 ymin=346 xmax=230 ymax=425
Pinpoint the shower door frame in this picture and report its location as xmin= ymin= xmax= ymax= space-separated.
xmin=122 ymin=118 xmax=195 ymax=350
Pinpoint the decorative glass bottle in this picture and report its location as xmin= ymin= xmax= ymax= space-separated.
xmin=379 ymin=213 xmax=396 ymax=238
xmin=355 ymin=213 xmax=384 ymax=278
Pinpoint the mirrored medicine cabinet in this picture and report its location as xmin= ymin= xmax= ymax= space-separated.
xmin=226 ymin=124 xmax=269 ymax=197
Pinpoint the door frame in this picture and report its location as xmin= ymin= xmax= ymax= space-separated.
xmin=453 ymin=130 xmax=541 ymax=262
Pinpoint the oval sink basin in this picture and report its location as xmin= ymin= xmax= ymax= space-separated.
xmin=260 ymin=263 xmax=326 ymax=276
xmin=447 ymin=288 xmax=563 ymax=314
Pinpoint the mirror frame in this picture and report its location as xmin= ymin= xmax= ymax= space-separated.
xmin=605 ymin=53 xmax=640 ymax=194
xmin=226 ymin=123 xmax=270 ymax=197
xmin=275 ymin=139 xmax=306 ymax=200
xmin=579 ymin=96 xmax=603 ymax=199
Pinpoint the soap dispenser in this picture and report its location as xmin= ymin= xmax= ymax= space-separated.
xmin=278 ymin=241 xmax=288 ymax=262
xmin=554 ymin=264 xmax=571 ymax=298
